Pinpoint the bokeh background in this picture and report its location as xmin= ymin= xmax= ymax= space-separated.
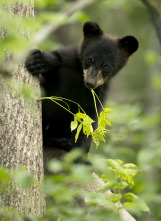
xmin=1 ymin=0 xmax=161 ymax=220
xmin=40 ymin=1 xmax=161 ymax=220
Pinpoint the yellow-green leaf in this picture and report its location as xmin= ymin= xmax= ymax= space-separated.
xmin=75 ymin=124 xmax=82 ymax=142
xmin=104 ymin=108 xmax=111 ymax=112
xmin=71 ymin=119 xmax=78 ymax=131
xmin=76 ymin=112 xmax=87 ymax=119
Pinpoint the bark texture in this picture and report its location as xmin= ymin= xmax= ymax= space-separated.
xmin=0 ymin=2 xmax=45 ymax=218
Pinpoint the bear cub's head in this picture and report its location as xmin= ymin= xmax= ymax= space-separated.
xmin=79 ymin=21 xmax=139 ymax=89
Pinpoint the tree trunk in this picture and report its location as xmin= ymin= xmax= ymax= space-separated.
xmin=141 ymin=0 xmax=161 ymax=45
xmin=0 ymin=2 xmax=45 ymax=219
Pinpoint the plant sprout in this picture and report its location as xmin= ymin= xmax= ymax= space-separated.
xmin=39 ymin=89 xmax=111 ymax=147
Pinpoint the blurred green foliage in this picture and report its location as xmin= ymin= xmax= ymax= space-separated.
xmin=84 ymin=1 xmax=161 ymax=221
xmin=93 ymin=100 xmax=161 ymax=218
xmin=1 ymin=0 xmax=161 ymax=220
xmin=0 ymin=0 xmax=88 ymax=64
xmin=0 ymin=150 xmax=149 ymax=221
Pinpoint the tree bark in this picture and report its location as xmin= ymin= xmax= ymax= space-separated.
xmin=141 ymin=0 xmax=161 ymax=45
xmin=0 ymin=2 xmax=45 ymax=219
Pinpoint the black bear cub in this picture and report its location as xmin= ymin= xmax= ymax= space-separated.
xmin=25 ymin=21 xmax=139 ymax=153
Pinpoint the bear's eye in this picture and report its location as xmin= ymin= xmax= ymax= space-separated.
xmin=103 ymin=64 xmax=111 ymax=73
xmin=87 ymin=58 xmax=93 ymax=65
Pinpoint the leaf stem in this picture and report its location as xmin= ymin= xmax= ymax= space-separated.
xmin=91 ymin=89 xmax=99 ymax=119
xmin=92 ymin=90 xmax=104 ymax=110
xmin=45 ymin=96 xmax=86 ymax=114
xmin=39 ymin=97 xmax=75 ymax=116
xmin=52 ymin=97 xmax=70 ymax=110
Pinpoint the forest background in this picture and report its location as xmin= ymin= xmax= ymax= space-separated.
xmin=0 ymin=0 xmax=161 ymax=221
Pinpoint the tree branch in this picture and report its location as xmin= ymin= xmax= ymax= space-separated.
xmin=34 ymin=0 xmax=100 ymax=44
xmin=140 ymin=0 xmax=161 ymax=45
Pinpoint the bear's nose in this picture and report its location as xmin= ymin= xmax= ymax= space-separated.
xmin=85 ymin=81 xmax=96 ymax=89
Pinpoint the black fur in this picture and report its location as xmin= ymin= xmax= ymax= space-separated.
xmin=25 ymin=21 xmax=139 ymax=152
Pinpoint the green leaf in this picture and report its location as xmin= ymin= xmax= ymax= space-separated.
xmin=76 ymin=112 xmax=87 ymax=119
xmin=99 ymin=111 xmax=111 ymax=128
xmin=71 ymin=118 xmax=78 ymax=131
xmin=91 ymin=106 xmax=111 ymax=147
xmin=82 ymin=117 xmax=94 ymax=138
xmin=104 ymin=108 xmax=112 ymax=112
xmin=75 ymin=123 xmax=82 ymax=142
xmin=99 ymin=181 xmax=118 ymax=192
xmin=48 ymin=159 xmax=63 ymax=173
xmin=0 ymin=167 xmax=10 ymax=183
xmin=63 ymin=148 xmax=84 ymax=165
xmin=85 ymin=193 xmax=116 ymax=210
xmin=73 ymin=113 xmax=94 ymax=140
xmin=123 ymin=163 xmax=137 ymax=168
xmin=106 ymin=159 xmax=123 ymax=167
xmin=115 ymin=181 xmax=129 ymax=189
xmin=123 ymin=193 xmax=150 ymax=212
xmin=109 ymin=193 xmax=122 ymax=203
xmin=103 ymin=159 xmax=139 ymax=188
xmin=92 ymin=128 xmax=107 ymax=148
xmin=14 ymin=169 xmax=34 ymax=189
xmin=20 ymin=215 xmax=38 ymax=221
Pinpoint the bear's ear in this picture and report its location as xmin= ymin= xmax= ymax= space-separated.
xmin=83 ymin=21 xmax=103 ymax=38
xmin=118 ymin=36 xmax=139 ymax=54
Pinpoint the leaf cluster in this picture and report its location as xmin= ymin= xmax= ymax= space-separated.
xmin=40 ymin=90 xmax=111 ymax=148
xmin=71 ymin=113 xmax=94 ymax=142
xmin=92 ymin=108 xmax=111 ymax=147
xmin=0 ymin=152 xmax=150 ymax=221
xmin=98 ymin=159 xmax=149 ymax=213
xmin=41 ymin=152 xmax=122 ymax=221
